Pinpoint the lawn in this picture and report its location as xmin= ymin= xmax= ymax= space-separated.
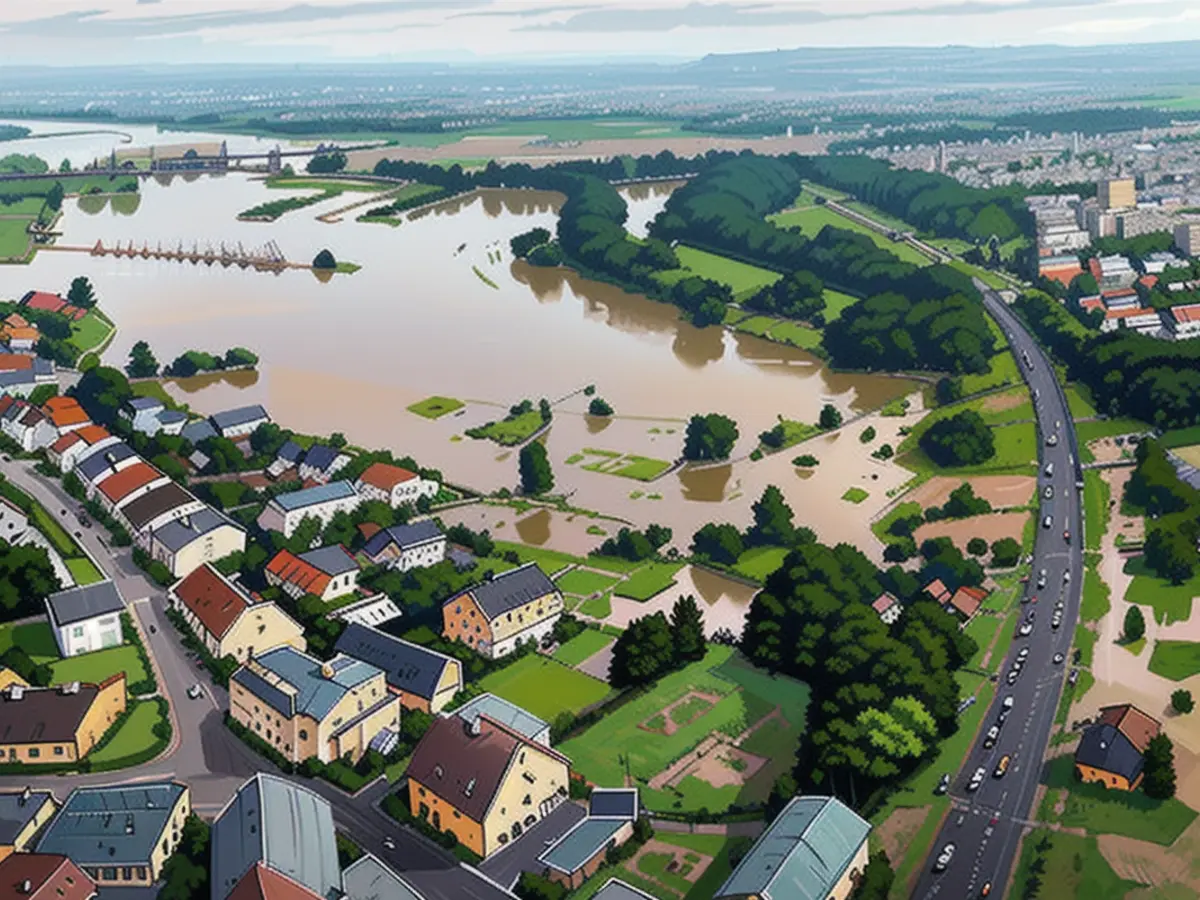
xmin=767 ymin=205 xmax=930 ymax=266
xmin=964 ymin=615 xmax=1001 ymax=668
xmin=1124 ymin=556 xmax=1200 ymax=625
xmin=1076 ymin=418 xmax=1152 ymax=461
xmin=50 ymin=645 xmax=149 ymax=690
xmin=579 ymin=593 xmax=613 ymax=618
xmin=1080 ymin=555 xmax=1111 ymax=623
xmin=67 ymin=311 xmax=115 ymax=354
xmin=0 ymin=218 xmax=33 ymax=261
xmin=1074 ymin=624 xmax=1097 ymax=668
xmin=267 ymin=176 xmax=389 ymax=193
xmin=657 ymin=245 xmax=781 ymax=300
xmin=1084 ymin=471 xmax=1111 ymax=552
xmin=586 ymin=554 xmax=648 ymax=575
xmin=820 ymin=289 xmax=860 ymax=322
xmin=842 ymin=487 xmax=870 ymax=504
xmin=730 ymin=315 xmax=777 ymax=338
xmin=614 ymin=561 xmax=685 ymax=601
xmin=959 ymin=349 xmax=1019 ymax=396
xmin=733 ymin=546 xmax=789 ymax=582
xmin=1010 ymin=830 xmax=1143 ymax=900
xmin=1161 ymin=424 xmax=1200 ymax=449
xmin=477 ymin=655 xmax=611 ymax=720
xmin=559 ymin=646 xmax=810 ymax=814
xmin=900 ymin=422 xmax=1037 ymax=477
xmin=552 ymin=629 xmax=616 ymax=667
xmin=1148 ymin=640 xmax=1200 ymax=681
xmin=765 ymin=320 xmax=822 ymax=350
xmin=1042 ymin=755 xmax=1198 ymax=844
xmin=407 ymin=395 xmax=464 ymax=420
xmin=493 ymin=541 xmax=581 ymax=577
xmin=468 ymin=409 xmax=545 ymax=446
xmin=0 ymin=621 xmax=56 ymax=659
xmin=759 ymin=419 xmax=821 ymax=451
xmin=65 ymin=557 xmax=104 ymax=586
xmin=578 ymin=450 xmax=673 ymax=482
xmin=87 ymin=700 xmax=165 ymax=766
xmin=872 ymin=500 xmax=923 ymax=549
xmin=554 ymin=568 xmax=619 ymax=596
xmin=29 ymin=502 xmax=81 ymax=558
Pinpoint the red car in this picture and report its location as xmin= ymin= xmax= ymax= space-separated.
xmin=1063 ymin=530 xmax=1071 ymax=543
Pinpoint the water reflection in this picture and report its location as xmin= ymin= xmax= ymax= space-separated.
xmin=170 ymin=368 xmax=261 ymax=394
xmin=515 ymin=509 xmax=552 ymax=545
xmin=679 ymin=464 xmax=733 ymax=502
xmin=585 ymin=415 xmax=612 ymax=435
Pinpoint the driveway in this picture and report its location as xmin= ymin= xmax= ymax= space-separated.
xmin=478 ymin=800 xmax=587 ymax=889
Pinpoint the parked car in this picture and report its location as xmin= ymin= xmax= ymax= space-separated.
xmin=1043 ymin=516 xmax=1053 ymax=529
xmin=1002 ymin=695 xmax=1015 ymax=710
xmin=935 ymin=773 xmax=951 ymax=795
xmin=186 ymin=684 xmax=203 ymax=700
xmin=1044 ymin=485 xmax=1054 ymax=499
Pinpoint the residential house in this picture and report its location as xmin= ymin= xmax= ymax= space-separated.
xmin=265 ymin=545 xmax=360 ymax=603
xmin=342 ymin=853 xmax=425 ymax=900
xmin=714 ymin=796 xmax=871 ymax=900
xmin=441 ymin=563 xmax=563 ymax=659
xmin=355 ymin=462 xmax=440 ymax=508
xmin=334 ymin=623 xmax=462 ymax=713
xmin=1 ymin=401 xmax=56 ymax=452
xmin=181 ymin=419 xmax=217 ymax=446
xmin=0 ymin=674 xmax=127 ymax=764
xmin=3 ymin=327 xmax=39 ymax=352
xmin=1036 ymin=254 xmax=1083 ymax=287
xmin=297 ymin=445 xmax=350 ymax=485
xmin=1169 ymin=303 xmax=1200 ymax=341
xmin=455 ymin=693 xmax=550 ymax=746
xmin=48 ymin=425 xmax=116 ymax=473
xmin=872 ymin=592 xmax=901 ymax=626
xmin=228 ymin=647 xmax=401 ymax=764
xmin=228 ymin=864 xmax=326 ymax=900
xmin=210 ymin=405 xmax=270 ymax=439
xmin=256 ymin=481 xmax=361 ymax=538
xmin=590 ymin=880 xmax=656 ymax=900
xmin=156 ymin=409 xmax=188 ymax=435
xmin=45 ymin=582 xmax=126 ymax=658
xmin=0 ymin=668 xmax=26 ymax=693
xmin=19 ymin=291 xmax=86 ymax=321
xmin=149 ymin=507 xmax=247 ymax=579
xmin=118 ymin=397 xmax=169 ymax=436
xmin=266 ymin=440 xmax=304 ymax=480
xmin=211 ymin=774 xmax=341 ymax=900
xmin=121 ymin=482 xmax=205 ymax=541
xmin=405 ymin=713 xmax=571 ymax=857
xmin=946 ymin=586 xmax=988 ymax=624
xmin=0 ymin=496 xmax=28 ymax=544
xmin=36 ymin=781 xmax=190 ymax=888
xmin=75 ymin=442 xmax=139 ymax=492
xmin=170 ymin=563 xmax=306 ymax=663
xmin=0 ymin=853 xmax=96 ymax=900
xmin=363 ymin=521 xmax=446 ymax=572
xmin=1101 ymin=306 xmax=1164 ymax=335
xmin=0 ymin=369 xmax=41 ymax=399
xmin=1075 ymin=703 xmax=1162 ymax=791
xmin=1101 ymin=287 xmax=1141 ymax=310
xmin=922 ymin=579 xmax=952 ymax=605
xmin=538 ymin=789 xmax=639 ymax=890
xmin=0 ymin=789 xmax=59 ymax=861
xmin=327 ymin=594 xmax=402 ymax=629
xmin=41 ymin=397 xmax=90 ymax=436
xmin=96 ymin=461 xmax=168 ymax=515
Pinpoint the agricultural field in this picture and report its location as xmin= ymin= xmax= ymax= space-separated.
xmin=0 ymin=218 xmax=34 ymax=262
xmin=767 ymin=204 xmax=931 ymax=266
xmin=552 ymin=629 xmax=616 ymax=667
xmin=571 ymin=448 xmax=674 ymax=482
xmin=558 ymin=645 xmax=810 ymax=814
xmin=614 ymin=561 xmax=685 ymax=601
xmin=654 ymin=245 xmax=781 ymax=300
xmin=477 ymin=655 xmax=612 ymax=721
xmin=897 ymin=386 xmax=1038 ymax=476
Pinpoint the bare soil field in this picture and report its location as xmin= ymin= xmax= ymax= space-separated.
xmin=980 ymin=391 xmax=1028 ymax=414
xmin=906 ymin=475 xmax=1035 ymax=511
xmin=876 ymin=806 xmax=932 ymax=873
xmin=913 ymin=510 xmax=1030 ymax=549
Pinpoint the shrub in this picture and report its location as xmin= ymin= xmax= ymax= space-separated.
xmin=1172 ymin=689 xmax=1194 ymax=714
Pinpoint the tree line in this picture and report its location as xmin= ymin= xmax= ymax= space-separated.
xmin=1127 ymin=438 xmax=1200 ymax=584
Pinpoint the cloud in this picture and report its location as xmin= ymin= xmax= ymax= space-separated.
xmin=519 ymin=0 xmax=1119 ymax=33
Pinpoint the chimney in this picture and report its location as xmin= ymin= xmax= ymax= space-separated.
xmin=8 ymin=685 xmax=23 ymax=701
xmin=19 ymin=787 xmax=30 ymax=806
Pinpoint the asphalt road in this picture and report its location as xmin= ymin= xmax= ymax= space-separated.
xmin=909 ymin=283 xmax=1086 ymax=899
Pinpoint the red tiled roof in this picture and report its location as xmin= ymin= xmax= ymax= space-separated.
xmin=42 ymin=397 xmax=90 ymax=428
xmin=1171 ymin=304 xmax=1200 ymax=324
xmin=1104 ymin=306 xmax=1158 ymax=321
xmin=357 ymin=462 xmax=418 ymax=493
xmin=0 ymin=853 xmax=96 ymax=900
xmin=229 ymin=863 xmax=324 ymax=900
xmin=1097 ymin=704 xmax=1161 ymax=754
xmin=75 ymin=424 xmax=111 ymax=445
xmin=98 ymin=461 xmax=162 ymax=504
xmin=1139 ymin=274 xmax=1159 ymax=289
xmin=1101 ymin=287 xmax=1138 ymax=300
xmin=0 ymin=395 xmax=13 ymax=417
xmin=172 ymin=563 xmax=252 ymax=640
xmin=265 ymin=549 xmax=332 ymax=598
xmin=50 ymin=432 xmax=82 ymax=455
xmin=20 ymin=291 xmax=66 ymax=313
xmin=1079 ymin=298 xmax=1105 ymax=313
xmin=4 ymin=326 xmax=39 ymax=343
xmin=3 ymin=313 xmax=29 ymax=328
xmin=924 ymin=579 xmax=951 ymax=602
xmin=872 ymin=593 xmax=898 ymax=614
xmin=0 ymin=354 xmax=33 ymax=371
xmin=948 ymin=585 xmax=988 ymax=619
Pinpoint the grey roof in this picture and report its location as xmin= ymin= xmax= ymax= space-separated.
xmin=37 ymin=782 xmax=187 ymax=867
xmin=210 ymin=405 xmax=268 ymax=431
xmin=334 ymin=623 xmax=456 ymax=701
xmin=449 ymin=562 xmax=559 ymax=620
xmin=302 ymin=445 xmax=341 ymax=473
xmin=1076 ymin=723 xmax=1146 ymax=784
xmin=447 ymin=547 xmax=477 ymax=571
xmin=211 ymin=774 xmax=340 ymax=900
xmin=156 ymin=410 xmax=188 ymax=425
xmin=121 ymin=482 xmax=196 ymax=532
xmin=364 ymin=521 xmax=443 ymax=558
xmin=455 ymin=693 xmax=548 ymax=743
xmin=271 ymin=481 xmax=357 ymax=512
xmin=592 ymin=880 xmax=657 ymax=900
xmin=181 ymin=420 xmax=217 ymax=444
xmin=152 ymin=507 xmax=238 ymax=553
xmin=590 ymin=789 xmax=639 ymax=820
xmin=45 ymin=581 xmax=125 ymax=628
xmin=299 ymin=545 xmax=359 ymax=577
xmin=233 ymin=647 xmax=380 ymax=721
xmin=539 ymin=819 xmax=627 ymax=875
xmin=76 ymin=443 xmax=135 ymax=482
xmin=32 ymin=358 xmax=53 ymax=377
xmin=342 ymin=854 xmax=424 ymax=900
xmin=0 ymin=789 xmax=55 ymax=845
xmin=716 ymin=796 xmax=871 ymax=900
xmin=276 ymin=440 xmax=304 ymax=464
xmin=125 ymin=397 xmax=163 ymax=412
xmin=0 ymin=371 xmax=34 ymax=389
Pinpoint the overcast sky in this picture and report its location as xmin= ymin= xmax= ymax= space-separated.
xmin=2 ymin=0 xmax=1199 ymax=65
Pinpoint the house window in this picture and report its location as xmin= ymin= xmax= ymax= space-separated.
xmin=28 ymin=748 xmax=39 ymax=758
xmin=72 ymin=626 xmax=84 ymax=638
xmin=54 ymin=746 xmax=63 ymax=756
xmin=136 ymin=868 xmax=147 ymax=881
xmin=299 ymin=730 xmax=308 ymax=740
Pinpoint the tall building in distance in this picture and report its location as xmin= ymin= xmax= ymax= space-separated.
xmin=1099 ymin=178 xmax=1136 ymax=211
xmin=936 ymin=140 xmax=947 ymax=174
xmin=1174 ymin=223 xmax=1200 ymax=258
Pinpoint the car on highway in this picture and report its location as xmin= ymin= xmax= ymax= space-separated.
xmin=1045 ymin=462 xmax=1054 ymax=477
xmin=933 ymin=842 xmax=956 ymax=873
xmin=1053 ymin=652 xmax=1065 ymax=665
xmin=1017 ymin=647 xmax=1030 ymax=661
xmin=1018 ymin=620 xmax=1033 ymax=638
xmin=1051 ymin=611 xmax=1063 ymax=630
xmin=1044 ymin=485 xmax=1054 ymax=499
xmin=967 ymin=767 xmax=986 ymax=792
xmin=983 ymin=725 xmax=1000 ymax=749
xmin=981 ymin=882 xmax=993 ymax=897
xmin=935 ymin=773 xmax=951 ymax=795
xmin=1006 ymin=669 xmax=1020 ymax=685
xmin=994 ymin=755 xmax=1011 ymax=778
xmin=1037 ymin=570 xmax=1047 ymax=588
xmin=1063 ymin=570 xmax=1071 ymax=583
xmin=1002 ymin=695 xmax=1015 ymax=710
xmin=383 ymin=836 xmax=395 ymax=851
xmin=1046 ymin=433 xmax=1058 ymax=446
xmin=1043 ymin=515 xmax=1053 ymax=529
xmin=186 ymin=684 xmax=203 ymax=700
xmin=1064 ymin=529 xmax=1071 ymax=543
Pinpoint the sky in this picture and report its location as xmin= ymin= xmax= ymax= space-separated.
xmin=2 ymin=0 xmax=1200 ymax=66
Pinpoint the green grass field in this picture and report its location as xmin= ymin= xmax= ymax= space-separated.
xmin=1083 ymin=472 xmax=1111 ymax=552
xmin=87 ymin=700 xmax=165 ymax=766
xmin=1148 ymin=640 xmax=1200 ymax=681
xmin=267 ymin=176 xmax=389 ymax=193
xmin=898 ymin=389 xmax=1038 ymax=476
xmin=578 ymin=593 xmax=612 ymax=618
xmin=559 ymin=646 xmax=809 ymax=813
xmin=842 ymin=487 xmax=870 ymax=504
xmin=493 ymin=541 xmax=580 ymax=577
xmin=406 ymin=396 xmax=464 ymax=420
xmin=655 ymin=245 xmax=781 ymax=300
xmin=552 ymin=629 xmax=616 ymax=667
xmin=1080 ymin=556 xmax=1111 ymax=623
xmin=477 ymin=655 xmax=612 ymax=721
xmin=767 ymin=205 xmax=930 ymax=266
xmin=577 ymin=449 xmax=673 ymax=482
xmin=0 ymin=621 xmax=57 ymax=659
xmin=1161 ymin=424 xmax=1200 ymax=450
xmin=820 ymin=289 xmax=861 ymax=322
xmin=554 ymin=568 xmax=619 ymax=596
xmin=733 ymin=547 xmax=789 ymax=582
xmin=614 ymin=561 xmax=685 ymax=601
xmin=1042 ymin=755 xmax=1198 ymax=844
xmin=469 ymin=409 xmax=545 ymax=446
xmin=959 ymin=350 xmax=1019 ymax=396
xmin=0 ymin=218 xmax=33 ymax=261
xmin=65 ymin=557 xmax=104 ymax=586
xmin=1010 ymin=830 xmax=1143 ymax=900
xmin=763 ymin=320 xmax=823 ymax=350
xmin=1124 ymin=557 xmax=1200 ymax=625
xmin=68 ymin=311 xmax=115 ymax=354
xmin=50 ymin=645 xmax=148 ymax=689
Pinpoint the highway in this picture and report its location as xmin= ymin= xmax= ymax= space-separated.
xmin=909 ymin=282 xmax=1085 ymax=900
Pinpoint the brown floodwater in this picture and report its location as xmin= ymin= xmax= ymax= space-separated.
xmin=0 ymin=165 xmax=917 ymax=549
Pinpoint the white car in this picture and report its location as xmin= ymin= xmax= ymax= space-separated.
xmin=967 ymin=767 xmax=986 ymax=792
xmin=1053 ymin=652 xmax=1065 ymax=665
xmin=1002 ymin=695 xmax=1015 ymax=710
xmin=1063 ymin=571 xmax=1071 ymax=583
xmin=1017 ymin=647 xmax=1031 ymax=661
xmin=1018 ymin=621 xmax=1033 ymax=637
xmin=984 ymin=725 xmax=1000 ymax=749
xmin=933 ymin=842 xmax=956 ymax=873
xmin=1046 ymin=434 xmax=1058 ymax=447
xmin=1043 ymin=516 xmax=1053 ymax=529
xmin=186 ymin=684 xmax=203 ymax=700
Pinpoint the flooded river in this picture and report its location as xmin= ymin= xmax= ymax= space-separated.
xmin=0 ymin=122 xmax=918 ymax=557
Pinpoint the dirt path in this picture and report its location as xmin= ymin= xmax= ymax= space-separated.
xmin=1097 ymin=817 xmax=1200 ymax=892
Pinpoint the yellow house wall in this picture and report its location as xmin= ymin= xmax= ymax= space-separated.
xmin=167 ymin=525 xmax=247 ymax=578
xmin=76 ymin=676 xmax=128 ymax=757
xmin=828 ymin=839 xmax=870 ymax=900
xmin=1076 ymin=763 xmax=1136 ymax=791
xmin=218 ymin=604 xmax=306 ymax=662
xmin=430 ymin=660 xmax=462 ymax=713
xmin=330 ymin=697 xmax=401 ymax=763
xmin=488 ymin=593 xmax=562 ymax=645
xmin=480 ymin=745 xmax=570 ymax=857
xmin=316 ymin=672 xmax=392 ymax=763
xmin=409 ymin=777 xmax=486 ymax=856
